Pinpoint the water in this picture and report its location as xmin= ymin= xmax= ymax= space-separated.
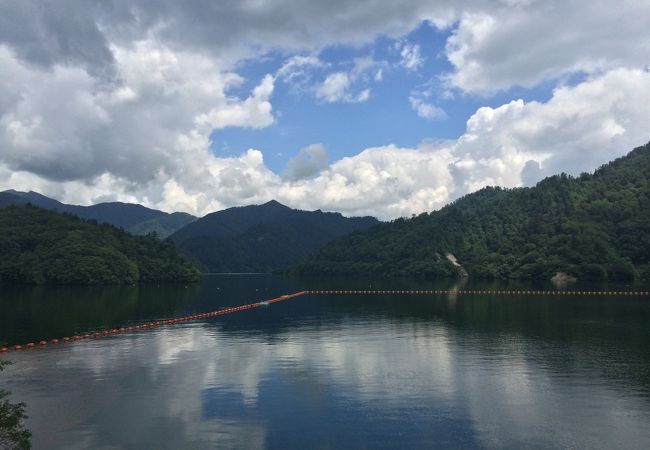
xmin=1 ymin=275 xmax=650 ymax=449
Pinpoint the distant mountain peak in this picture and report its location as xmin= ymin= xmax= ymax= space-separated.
xmin=169 ymin=200 xmax=379 ymax=272
xmin=0 ymin=189 xmax=195 ymax=237
xmin=261 ymin=199 xmax=289 ymax=209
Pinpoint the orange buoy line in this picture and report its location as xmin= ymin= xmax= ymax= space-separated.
xmin=1 ymin=291 xmax=308 ymax=353
xmin=309 ymin=289 xmax=650 ymax=296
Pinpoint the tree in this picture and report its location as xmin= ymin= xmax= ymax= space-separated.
xmin=0 ymin=361 xmax=31 ymax=450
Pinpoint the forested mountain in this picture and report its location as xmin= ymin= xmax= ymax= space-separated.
xmin=0 ymin=206 xmax=200 ymax=285
xmin=0 ymin=190 xmax=196 ymax=238
xmin=170 ymin=200 xmax=379 ymax=272
xmin=292 ymin=142 xmax=650 ymax=282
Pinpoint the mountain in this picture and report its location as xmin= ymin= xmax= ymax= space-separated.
xmin=0 ymin=205 xmax=200 ymax=285
xmin=0 ymin=190 xmax=196 ymax=238
xmin=0 ymin=189 xmax=69 ymax=210
xmin=170 ymin=200 xmax=379 ymax=272
xmin=127 ymin=212 xmax=198 ymax=238
xmin=292 ymin=142 xmax=650 ymax=282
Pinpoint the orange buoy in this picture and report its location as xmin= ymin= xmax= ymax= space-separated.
xmin=0 ymin=347 xmax=7 ymax=353
xmin=26 ymin=342 xmax=35 ymax=349
xmin=73 ymin=335 xmax=81 ymax=341
xmin=119 ymin=328 xmax=126 ymax=333
xmin=14 ymin=345 xmax=22 ymax=351
xmin=63 ymin=337 xmax=70 ymax=343
xmin=40 ymin=340 xmax=47 ymax=346
xmin=51 ymin=339 xmax=59 ymax=344
xmin=83 ymin=334 xmax=90 ymax=339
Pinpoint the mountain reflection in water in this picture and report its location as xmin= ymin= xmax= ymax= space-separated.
xmin=1 ymin=275 xmax=649 ymax=449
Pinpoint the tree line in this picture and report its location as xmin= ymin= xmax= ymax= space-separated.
xmin=292 ymin=142 xmax=650 ymax=282
xmin=0 ymin=206 xmax=200 ymax=285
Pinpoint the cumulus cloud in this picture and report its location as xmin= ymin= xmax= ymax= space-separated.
xmin=196 ymin=74 xmax=275 ymax=130
xmin=445 ymin=1 xmax=650 ymax=93
xmin=3 ymin=1 xmax=649 ymax=94
xmin=278 ymin=143 xmax=456 ymax=219
xmin=448 ymin=68 xmax=650 ymax=189
xmin=2 ymin=60 xmax=650 ymax=220
xmin=316 ymin=72 xmax=354 ymax=102
xmin=282 ymin=69 xmax=650 ymax=219
xmin=2 ymin=0 xmax=650 ymax=220
xmin=315 ymin=57 xmax=383 ymax=103
xmin=282 ymin=144 xmax=330 ymax=181
xmin=0 ymin=0 xmax=461 ymax=79
xmin=0 ymin=0 xmax=116 ymax=78
xmin=0 ymin=40 xmax=278 ymax=213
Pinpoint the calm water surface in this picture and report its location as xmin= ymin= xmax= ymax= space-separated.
xmin=1 ymin=275 xmax=650 ymax=449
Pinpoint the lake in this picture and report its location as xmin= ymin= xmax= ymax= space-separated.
xmin=1 ymin=275 xmax=650 ymax=449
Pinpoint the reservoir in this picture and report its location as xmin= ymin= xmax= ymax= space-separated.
xmin=1 ymin=275 xmax=650 ymax=449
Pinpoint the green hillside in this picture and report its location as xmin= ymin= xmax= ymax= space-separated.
xmin=0 ymin=190 xmax=196 ymax=238
xmin=170 ymin=200 xmax=379 ymax=272
xmin=0 ymin=206 xmax=200 ymax=285
xmin=292 ymin=142 xmax=650 ymax=282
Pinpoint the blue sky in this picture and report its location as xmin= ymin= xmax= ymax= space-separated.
xmin=211 ymin=22 xmax=558 ymax=173
xmin=1 ymin=1 xmax=649 ymax=219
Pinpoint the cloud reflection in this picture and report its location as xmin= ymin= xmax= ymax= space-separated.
xmin=3 ymin=302 xmax=650 ymax=449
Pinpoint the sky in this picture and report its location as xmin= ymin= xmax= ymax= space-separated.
xmin=0 ymin=0 xmax=649 ymax=220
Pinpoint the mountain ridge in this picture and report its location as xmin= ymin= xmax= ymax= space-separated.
xmin=291 ymin=142 xmax=650 ymax=282
xmin=0 ymin=190 xmax=197 ymax=238
xmin=170 ymin=200 xmax=379 ymax=273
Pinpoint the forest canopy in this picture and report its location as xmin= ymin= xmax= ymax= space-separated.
xmin=0 ymin=206 xmax=200 ymax=285
xmin=292 ymin=142 xmax=650 ymax=282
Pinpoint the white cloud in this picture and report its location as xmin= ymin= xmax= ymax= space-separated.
xmin=2 ymin=60 xmax=650 ymax=220
xmin=314 ymin=56 xmax=384 ymax=103
xmin=195 ymin=74 xmax=275 ymax=130
xmin=2 ymin=1 xmax=650 ymax=221
xmin=408 ymin=79 xmax=447 ymax=121
xmin=0 ymin=41 xmax=279 ymax=213
xmin=409 ymin=96 xmax=446 ymax=121
xmin=284 ymin=68 xmax=650 ymax=219
xmin=356 ymin=89 xmax=371 ymax=102
xmin=445 ymin=1 xmax=650 ymax=93
xmin=315 ymin=72 xmax=369 ymax=103
xmin=278 ymin=143 xmax=456 ymax=219
xmin=399 ymin=42 xmax=424 ymax=71
xmin=275 ymin=55 xmax=325 ymax=90
xmin=3 ymin=1 xmax=650 ymax=96
xmin=316 ymin=72 xmax=352 ymax=102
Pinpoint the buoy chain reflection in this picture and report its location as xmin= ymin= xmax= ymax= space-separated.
xmin=1 ymin=291 xmax=308 ymax=353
